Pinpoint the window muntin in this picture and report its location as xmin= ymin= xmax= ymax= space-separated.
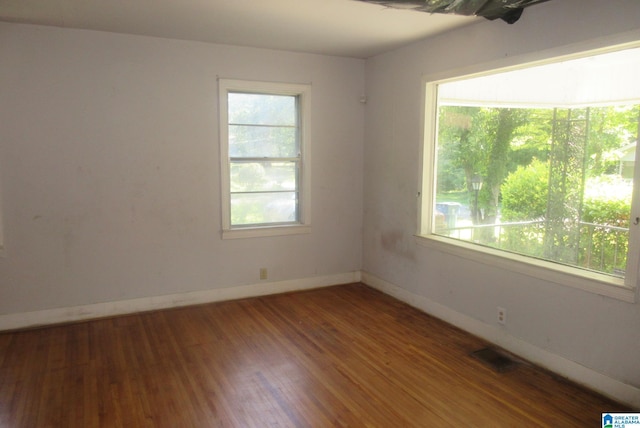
xmin=228 ymin=93 xmax=299 ymax=158
xmin=219 ymin=80 xmax=311 ymax=238
xmin=421 ymin=46 xmax=640 ymax=291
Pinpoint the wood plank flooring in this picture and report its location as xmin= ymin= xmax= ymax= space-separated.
xmin=0 ymin=283 xmax=629 ymax=427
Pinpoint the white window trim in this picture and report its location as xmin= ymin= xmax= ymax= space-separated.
xmin=218 ymin=79 xmax=311 ymax=239
xmin=418 ymin=42 xmax=640 ymax=303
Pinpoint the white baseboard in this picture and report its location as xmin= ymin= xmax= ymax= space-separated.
xmin=361 ymin=270 xmax=640 ymax=409
xmin=0 ymin=271 xmax=361 ymax=331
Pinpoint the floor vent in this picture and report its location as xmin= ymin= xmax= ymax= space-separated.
xmin=471 ymin=347 xmax=519 ymax=373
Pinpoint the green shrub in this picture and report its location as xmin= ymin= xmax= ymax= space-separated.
xmin=582 ymin=176 xmax=631 ymax=228
xmin=500 ymin=159 xmax=549 ymax=222
xmin=499 ymin=166 xmax=631 ymax=276
xmin=579 ymin=176 xmax=631 ymax=275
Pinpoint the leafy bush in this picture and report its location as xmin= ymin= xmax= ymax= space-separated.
xmin=582 ymin=176 xmax=631 ymax=228
xmin=579 ymin=176 xmax=631 ymax=275
xmin=500 ymin=159 xmax=549 ymax=222
xmin=499 ymin=165 xmax=631 ymax=276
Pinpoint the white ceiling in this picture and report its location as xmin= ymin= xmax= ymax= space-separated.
xmin=0 ymin=0 xmax=479 ymax=58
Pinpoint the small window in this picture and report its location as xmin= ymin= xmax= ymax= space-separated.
xmin=420 ymin=46 xmax=640 ymax=298
xmin=219 ymin=80 xmax=311 ymax=239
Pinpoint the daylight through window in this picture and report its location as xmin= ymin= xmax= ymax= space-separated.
xmin=219 ymin=80 xmax=311 ymax=238
xmin=422 ymin=46 xmax=640 ymax=292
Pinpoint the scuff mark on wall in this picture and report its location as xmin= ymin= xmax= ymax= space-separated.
xmin=380 ymin=229 xmax=415 ymax=260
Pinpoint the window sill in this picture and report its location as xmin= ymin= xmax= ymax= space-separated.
xmin=415 ymin=234 xmax=637 ymax=303
xmin=222 ymin=224 xmax=311 ymax=240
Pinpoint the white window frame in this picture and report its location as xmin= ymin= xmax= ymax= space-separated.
xmin=219 ymin=79 xmax=311 ymax=239
xmin=417 ymin=43 xmax=640 ymax=303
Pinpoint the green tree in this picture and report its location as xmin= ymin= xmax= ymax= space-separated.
xmin=437 ymin=106 xmax=529 ymax=227
xmin=588 ymin=105 xmax=640 ymax=175
xmin=508 ymin=108 xmax=554 ymax=168
xmin=482 ymin=108 xmax=528 ymax=226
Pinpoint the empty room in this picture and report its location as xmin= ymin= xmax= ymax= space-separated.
xmin=1 ymin=0 xmax=639 ymax=425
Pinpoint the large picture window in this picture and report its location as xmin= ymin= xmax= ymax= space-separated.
xmin=421 ymin=46 xmax=640 ymax=299
xmin=219 ymin=80 xmax=311 ymax=239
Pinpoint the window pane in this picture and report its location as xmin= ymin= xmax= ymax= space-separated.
xmin=228 ymin=93 xmax=296 ymax=126
xmin=434 ymin=104 xmax=637 ymax=279
xmin=231 ymin=192 xmax=297 ymax=225
xmin=430 ymin=48 xmax=640 ymax=280
xmin=229 ymin=125 xmax=297 ymax=158
xmin=230 ymin=161 xmax=297 ymax=192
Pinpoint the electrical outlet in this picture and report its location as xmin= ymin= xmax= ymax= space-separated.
xmin=259 ymin=268 xmax=268 ymax=280
xmin=497 ymin=307 xmax=507 ymax=325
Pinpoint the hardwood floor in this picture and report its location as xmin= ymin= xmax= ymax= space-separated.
xmin=0 ymin=283 xmax=628 ymax=426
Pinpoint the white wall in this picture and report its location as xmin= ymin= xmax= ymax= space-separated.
xmin=363 ymin=0 xmax=640 ymax=405
xmin=0 ymin=23 xmax=364 ymax=316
